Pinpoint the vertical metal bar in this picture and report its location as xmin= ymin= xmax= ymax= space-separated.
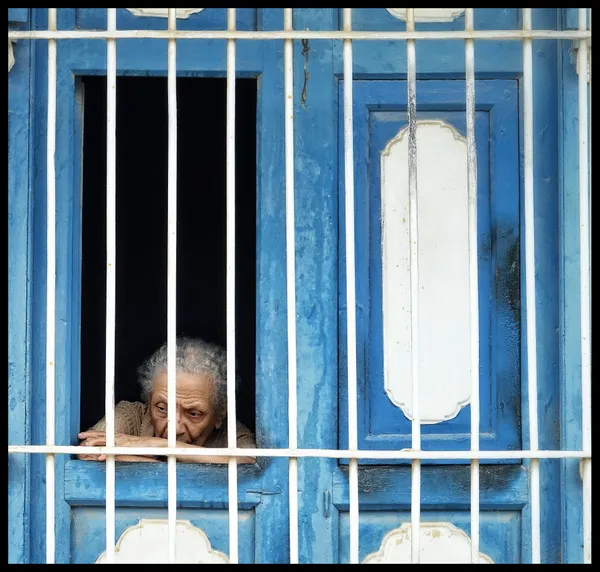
xmin=577 ymin=7 xmax=591 ymax=565
xmin=226 ymin=7 xmax=239 ymax=565
xmin=405 ymin=7 xmax=421 ymax=565
xmin=45 ymin=7 xmax=57 ymax=565
xmin=104 ymin=7 xmax=117 ymax=565
xmin=167 ymin=7 xmax=178 ymax=564
xmin=283 ymin=7 xmax=299 ymax=565
xmin=342 ymin=8 xmax=360 ymax=566
xmin=464 ymin=7 xmax=480 ymax=565
xmin=522 ymin=8 xmax=541 ymax=564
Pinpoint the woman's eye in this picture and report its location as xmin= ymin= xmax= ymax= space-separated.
xmin=189 ymin=411 xmax=201 ymax=418
xmin=157 ymin=405 xmax=166 ymax=413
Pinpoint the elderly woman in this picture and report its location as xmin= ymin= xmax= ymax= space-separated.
xmin=77 ymin=337 xmax=255 ymax=464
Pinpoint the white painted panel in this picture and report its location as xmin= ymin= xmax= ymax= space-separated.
xmin=386 ymin=9 xmax=465 ymax=23
xmin=8 ymin=40 xmax=15 ymax=72
xmin=95 ymin=519 xmax=229 ymax=564
xmin=125 ymin=9 xmax=204 ymax=19
xmin=363 ymin=522 xmax=493 ymax=564
xmin=382 ymin=120 xmax=472 ymax=424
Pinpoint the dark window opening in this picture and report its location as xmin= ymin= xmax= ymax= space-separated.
xmin=80 ymin=76 xmax=257 ymax=435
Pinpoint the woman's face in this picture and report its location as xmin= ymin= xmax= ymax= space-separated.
xmin=149 ymin=371 xmax=224 ymax=445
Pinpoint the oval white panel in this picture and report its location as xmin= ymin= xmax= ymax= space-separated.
xmin=386 ymin=9 xmax=465 ymax=23
xmin=95 ymin=519 xmax=229 ymax=563
xmin=363 ymin=522 xmax=493 ymax=563
xmin=381 ymin=120 xmax=472 ymax=424
xmin=126 ymin=8 xmax=204 ymax=19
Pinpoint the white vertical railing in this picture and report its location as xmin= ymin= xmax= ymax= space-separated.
xmin=104 ymin=7 xmax=117 ymax=565
xmin=226 ymin=6 xmax=239 ymax=565
xmin=283 ymin=7 xmax=299 ymax=565
xmin=522 ymin=8 xmax=541 ymax=565
xmin=342 ymin=7 xmax=359 ymax=566
xmin=464 ymin=7 xmax=480 ymax=565
xmin=405 ymin=7 xmax=421 ymax=565
xmin=45 ymin=7 xmax=57 ymax=565
xmin=166 ymin=7 xmax=178 ymax=564
xmin=577 ymin=7 xmax=591 ymax=566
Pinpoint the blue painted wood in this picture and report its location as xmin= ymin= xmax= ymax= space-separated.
xmin=71 ymin=507 xmax=256 ymax=563
xmin=332 ymin=465 xmax=529 ymax=511
xmin=291 ymin=8 xmax=340 ymax=564
xmin=334 ymin=8 xmax=522 ymax=79
xmin=493 ymin=16 xmax=565 ymax=562
xmin=28 ymin=8 xmax=81 ymax=564
xmin=517 ymin=9 xmax=561 ymax=564
xmin=8 ymin=8 xmax=28 ymax=23
xmin=564 ymin=8 xmax=581 ymax=30
xmin=346 ymin=7 xmax=519 ymax=32
xmin=252 ymin=7 xmax=292 ymax=564
xmin=338 ymin=79 xmax=521 ymax=463
xmin=8 ymin=14 xmax=32 ymax=564
xmin=21 ymin=6 xmax=290 ymax=564
xmin=334 ymin=7 xmax=563 ymax=563
xmin=75 ymin=7 xmax=257 ymax=32
xmin=28 ymin=12 xmax=50 ymax=561
xmin=59 ymin=38 xmax=263 ymax=77
xmin=366 ymin=108 xmax=490 ymax=443
xmin=334 ymin=9 xmax=523 ymax=80
xmin=338 ymin=510 xmax=523 ymax=564
xmin=558 ymin=9 xmax=587 ymax=565
xmin=335 ymin=43 xmax=525 ymax=81
xmin=64 ymin=461 xmax=263 ymax=508
xmin=8 ymin=5 xmax=578 ymax=564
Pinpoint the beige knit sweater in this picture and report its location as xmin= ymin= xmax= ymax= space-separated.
xmin=89 ymin=400 xmax=256 ymax=449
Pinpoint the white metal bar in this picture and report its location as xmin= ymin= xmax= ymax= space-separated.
xmin=104 ymin=7 xmax=117 ymax=565
xmin=283 ymin=8 xmax=299 ymax=565
xmin=226 ymin=7 xmax=239 ymax=566
xmin=405 ymin=8 xmax=421 ymax=565
xmin=8 ymin=29 xmax=592 ymax=41
xmin=464 ymin=7 xmax=480 ymax=565
xmin=45 ymin=7 xmax=57 ymax=565
xmin=577 ymin=7 xmax=591 ymax=565
xmin=522 ymin=8 xmax=541 ymax=564
xmin=8 ymin=445 xmax=590 ymax=459
xmin=166 ymin=7 xmax=178 ymax=565
xmin=342 ymin=8 xmax=360 ymax=566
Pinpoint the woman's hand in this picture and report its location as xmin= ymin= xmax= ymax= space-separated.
xmin=76 ymin=431 xmax=255 ymax=464
xmin=77 ymin=430 xmax=107 ymax=461
xmin=77 ymin=431 xmax=165 ymax=461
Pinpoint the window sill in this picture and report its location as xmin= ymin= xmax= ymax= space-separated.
xmin=64 ymin=459 xmax=264 ymax=509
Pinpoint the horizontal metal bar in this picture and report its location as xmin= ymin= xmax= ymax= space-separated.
xmin=7 ymin=445 xmax=591 ymax=460
xmin=7 ymin=29 xmax=592 ymax=41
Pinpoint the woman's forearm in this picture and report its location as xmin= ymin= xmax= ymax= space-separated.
xmin=114 ymin=454 xmax=161 ymax=463
xmin=151 ymin=438 xmax=255 ymax=464
xmin=174 ymin=453 xmax=256 ymax=464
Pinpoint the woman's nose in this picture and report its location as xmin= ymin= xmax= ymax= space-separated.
xmin=176 ymin=413 xmax=185 ymax=434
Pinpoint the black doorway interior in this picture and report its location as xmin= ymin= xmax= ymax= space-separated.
xmin=79 ymin=76 xmax=257 ymax=434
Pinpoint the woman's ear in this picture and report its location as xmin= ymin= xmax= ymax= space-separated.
xmin=215 ymin=410 xmax=226 ymax=430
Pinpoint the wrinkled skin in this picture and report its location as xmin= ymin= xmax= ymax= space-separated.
xmin=77 ymin=372 xmax=253 ymax=464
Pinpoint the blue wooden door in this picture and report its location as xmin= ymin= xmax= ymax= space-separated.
xmin=292 ymin=7 xmax=566 ymax=564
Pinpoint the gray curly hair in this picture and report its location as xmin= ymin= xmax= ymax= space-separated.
xmin=137 ymin=336 xmax=237 ymax=416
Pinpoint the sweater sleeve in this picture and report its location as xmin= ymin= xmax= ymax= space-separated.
xmin=87 ymin=401 xmax=146 ymax=436
xmin=235 ymin=422 xmax=256 ymax=449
